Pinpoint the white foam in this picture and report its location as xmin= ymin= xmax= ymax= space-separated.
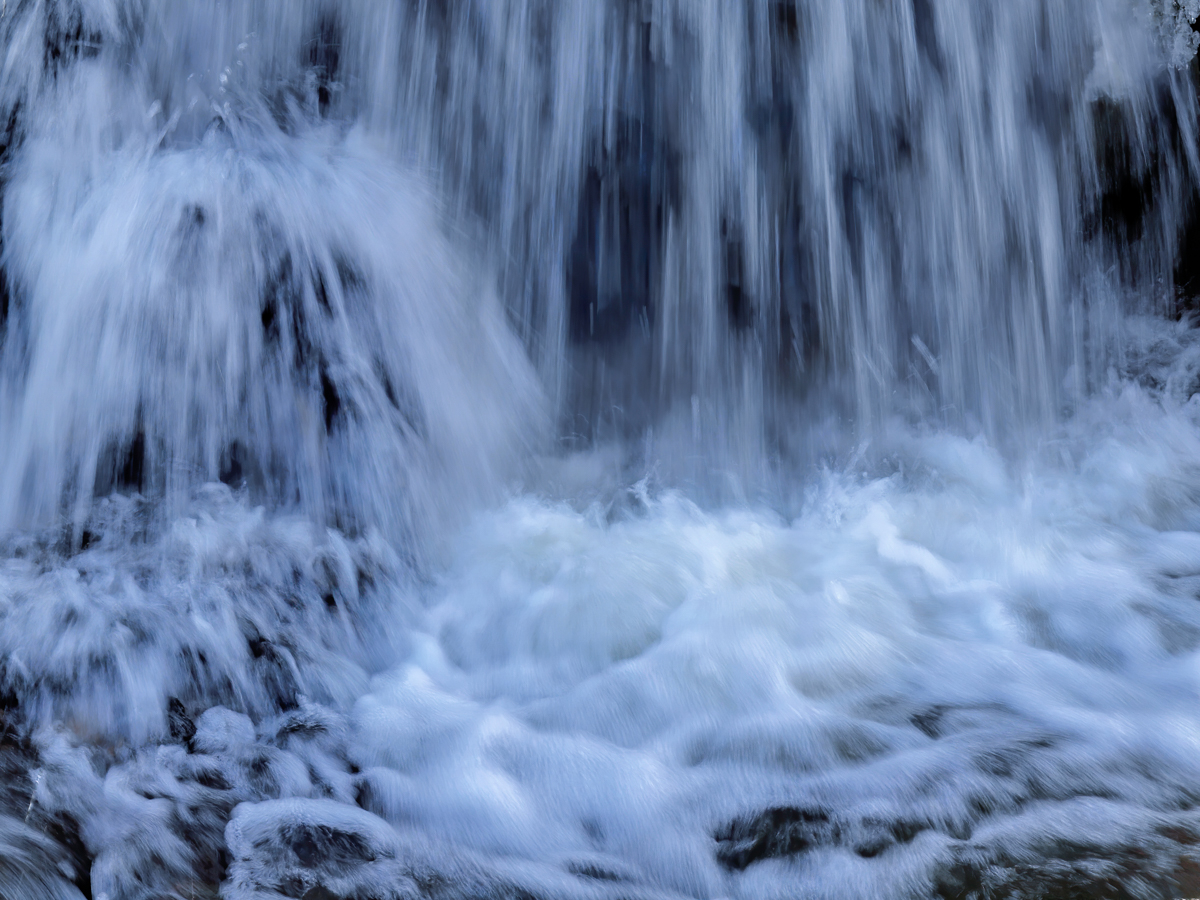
xmin=12 ymin=330 xmax=1200 ymax=897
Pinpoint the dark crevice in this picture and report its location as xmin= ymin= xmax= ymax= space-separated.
xmin=260 ymin=252 xmax=294 ymax=351
xmin=219 ymin=441 xmax=246 ymax=487
xmin=313 ymin=268 xmax=333 ymax=314
xmin=0 ymin=260 xmax=8 ymax=341
xmin=722 ymin=218 xmax=752 ymax=330
xmin=285 ymin=824 xmax=374 ymax=869
xmin=307 ymin=11 xmax=342 ymax=116
xmin=567 ymin=45 xmax=678 ymax=349
xmin=1090 ymin=98 xmax=1156 ymax=246
xmin=773 ymin=1 xmax=800 ymax=43
xmin=261 ymin=297 xmax=278 ymax=338
xmin=0 ymin=106 xmax=15 ymax=343
xmin=1177 ymin=186 xmax=1200 ymax=312
xmin=333 ymin=255 xmax=362 ymax=294
xmin=43 ymin=3 xmax=103 ymax=79
xmin=91 ymin=422 xmax=151 ymax=499
xmin=168 ymin=697 xmax=196 ymax=743
xmin=912 ymin=0 xmax=945 ymax=75
xmin=567 ymin=130 xmax=668 ymax=346
xmin=841 ymin=170 xmax=866 ymax=275
xmin=320 ymin=364 xmax=341 ymax=433
xmin=376 ymin=361 xmax=401 ymax=412
xmin=118 ymin=429 xmax=147 ymax=492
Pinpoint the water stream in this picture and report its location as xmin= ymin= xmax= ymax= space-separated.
xmin=2 ymin=1 xmax=1200 ymax=897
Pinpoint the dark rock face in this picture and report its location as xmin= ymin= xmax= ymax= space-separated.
xmin=1176 ymin=62 xmax=1200 ymax=312
xmin=1087 ymin=64 xmax=1200 ymax=307
xmin=1178 ymin=188 xmax=1200 ymax=306
xmin=0 ymin=102 xmax=15 ymax=345
xmin=715 ymin=806 xmax=938 ymax=871
xmin=1091 ymin=97 xmax=1157 ymax=247
xmin=564 ymin=0 xmax=679 ymax=362
xmin=0 ymin=244 xmax=8 ymax=343
xmin=567 ymin=115 xmax=676 ymax=348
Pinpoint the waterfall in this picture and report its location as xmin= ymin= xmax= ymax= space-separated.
xmin=0 ymin=1 xmax=1199 ymax=898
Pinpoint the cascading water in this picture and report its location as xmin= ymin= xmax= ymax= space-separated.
xmin=2 ymin=0 xmax=1200 ymax=897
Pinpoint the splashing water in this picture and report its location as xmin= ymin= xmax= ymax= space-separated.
xmin=1 ymin=0 xmax=1200 ymax=898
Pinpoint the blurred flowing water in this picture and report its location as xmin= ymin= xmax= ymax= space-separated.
xmin=2 ymin=1 xmax=1200 ymax=898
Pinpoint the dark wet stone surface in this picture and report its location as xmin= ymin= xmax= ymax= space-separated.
xmin=715 ymin=806 xmax=837 ymax=870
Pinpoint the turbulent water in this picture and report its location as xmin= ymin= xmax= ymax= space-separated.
xmin=2 ymin=1 xmax=1200 ymax=898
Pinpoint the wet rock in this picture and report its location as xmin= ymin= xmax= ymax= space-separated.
xmin=42 ymin=0 xmax=104 ymax=78
xmin=716 ymin=804 xmax=970 ymax=872
xmin=1174 ymin=852 xmax=1200 ymax=897
xmin=933 ymin=860 xmax=985 ymax=900
xmin=223 ymin=799 xmax=419 ymax=900
xmin=0 ymin=257 xmax=8 ymax=341
xmin=306 ymin=11 xmax=342 ymax=116
xmin=933 ymin=841 xmax=1183 ymax=900
xmin=1176 ymin=187 xmax=1200 ymax=310
xmin=0 ymin=727 xmax=92 ymax=899
xmin=854 ymin=818 xmax=930 ymax=858
xmin=714 ymin=806 xmax=837 ymax=870
xmin=168 ymin=697 xmax=196 ymax=744
xmin=287 ymin=823 xmax=373 ymax=869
